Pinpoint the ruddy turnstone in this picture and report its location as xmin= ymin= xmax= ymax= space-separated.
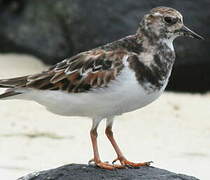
xmin=0 ymin=7 xmax=203 ymax=170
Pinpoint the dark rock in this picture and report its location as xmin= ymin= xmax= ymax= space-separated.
xmin=0 ymin=0 xmax=209 ymax=92
xmin=18 ymin=164 xmax=199 ymax=180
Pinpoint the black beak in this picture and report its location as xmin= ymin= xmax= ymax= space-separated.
xmin=180 ymin=25 xmax=204 ymax=40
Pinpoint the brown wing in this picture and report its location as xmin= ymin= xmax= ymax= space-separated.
xmin=26 ymin=49 xmax=126 ymax=93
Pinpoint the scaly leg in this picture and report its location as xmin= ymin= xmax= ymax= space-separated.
xmin=89 ymin=118 xmax=123 ymax=170
xmin=105 ymin=117 xmax=153 ymax=167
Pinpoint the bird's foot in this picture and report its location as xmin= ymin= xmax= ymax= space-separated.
xmin=112 ymin=156 xmax=153 ymax=168
xmin=88 ymin=159 xmax=124 ymax=170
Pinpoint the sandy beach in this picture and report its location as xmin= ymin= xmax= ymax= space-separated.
xmin=0 ymin=54 xmax=209 ymax=180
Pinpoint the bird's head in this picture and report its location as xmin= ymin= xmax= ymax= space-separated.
xmin=138 ymin=7 xmax=204 ymax=41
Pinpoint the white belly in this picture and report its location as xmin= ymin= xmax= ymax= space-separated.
xmin=16 ymin=67 xmax=166 ymax=118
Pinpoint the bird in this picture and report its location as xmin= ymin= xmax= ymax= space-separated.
xmin=0 ymin=7 xmax=203 ymax=170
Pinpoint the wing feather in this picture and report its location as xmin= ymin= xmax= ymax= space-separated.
xmin=26 ymin=49 xmax=127 ymax=93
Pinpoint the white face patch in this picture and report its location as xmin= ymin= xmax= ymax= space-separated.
xmin=162 ymin=38 xmax=174 ymax=51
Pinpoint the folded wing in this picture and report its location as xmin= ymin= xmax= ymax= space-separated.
xmin=0 ymin=49 xmax=127 ymax=98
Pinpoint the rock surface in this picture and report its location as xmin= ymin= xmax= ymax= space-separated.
xmin=0 ymin=0 xmax=209 ymax=92
xmin=18 ymin=164 xmax=199 ymax=180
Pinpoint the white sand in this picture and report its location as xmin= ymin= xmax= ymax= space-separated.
xmin=0 ymin=54 xmax=209 ymax=180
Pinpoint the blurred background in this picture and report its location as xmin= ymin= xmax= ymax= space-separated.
xmin=0 ymin=0 xmax=209 ymax=179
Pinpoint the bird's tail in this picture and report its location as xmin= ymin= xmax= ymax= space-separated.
xmin=0 ymin=76 xmax=28 ymax=88
xmin=0 ymin=90 xmax=22 ymax=99
xmin=0 ymin=76 xmax=27 ymax=99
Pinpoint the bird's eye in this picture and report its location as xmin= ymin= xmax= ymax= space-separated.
xmin=164 ymin=16 xmax=178 ymax=25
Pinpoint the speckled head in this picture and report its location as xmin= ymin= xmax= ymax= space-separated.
xmin=139 ymin=6 xmax=203 ymax=41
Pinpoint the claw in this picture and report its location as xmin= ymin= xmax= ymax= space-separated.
xmin=97 ymin=162 xmax=116 ymax=170
xmin=112 ymin=157 xmax=153 ymax=168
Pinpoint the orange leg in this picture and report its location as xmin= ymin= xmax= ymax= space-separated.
xmin=89 ymin=119 xmax=124 ymax=170
xmin=105 ymin=118 xmax=153 ymax=168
